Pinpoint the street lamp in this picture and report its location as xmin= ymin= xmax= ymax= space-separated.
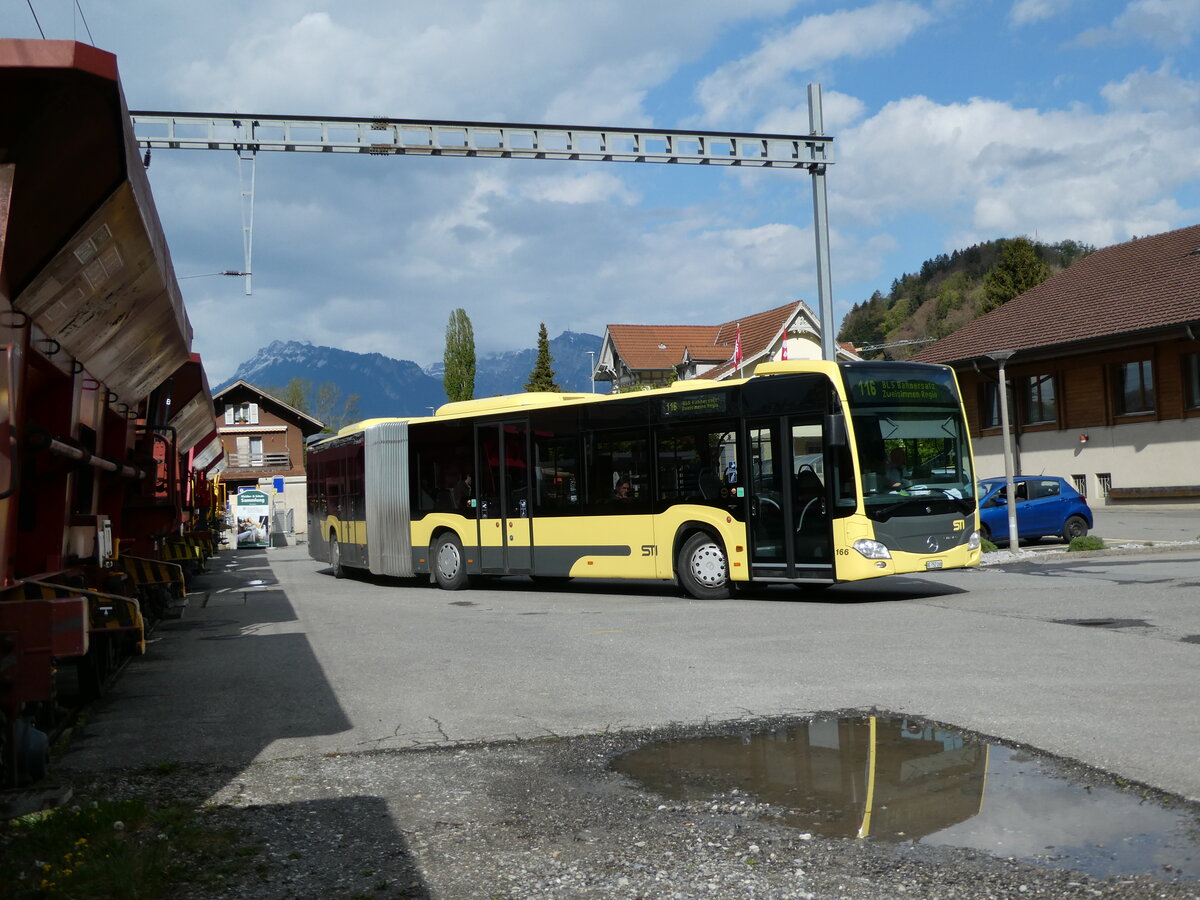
xmin=987 ymin=350 xmax=1019 ymax=553
xmin=586 ymin=351 xmax=596 ymax=393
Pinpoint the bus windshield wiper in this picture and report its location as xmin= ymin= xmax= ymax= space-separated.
xmin=870 ymin=491 xmax=974 ymax=520
xmin=914 ymin=487 xmax=977 ymax=514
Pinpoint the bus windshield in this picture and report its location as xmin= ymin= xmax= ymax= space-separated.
xmin=840 ymin=363 xmax=976 ymax=516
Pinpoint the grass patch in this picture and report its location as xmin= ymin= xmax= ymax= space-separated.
xmin=1068 ymin=535 xmax=1106 ymax=552
xmin=1 ymin=795 xmax=253 ymax=898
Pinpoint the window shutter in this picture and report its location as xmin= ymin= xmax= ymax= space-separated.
xmin=225 ymin=406 xmax=234 ymax=424
xmin=249 ymin=403 xmax=260 ymax=424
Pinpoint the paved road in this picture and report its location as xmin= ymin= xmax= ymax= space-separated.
xmin=1089 ymin=502 xmax=1200 ymax=545
xmin=62 ymin=538 xmax=1200 ymax=806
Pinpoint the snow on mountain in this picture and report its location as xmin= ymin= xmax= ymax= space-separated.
xmin=216 ymin=332 xmax=606 ymax=418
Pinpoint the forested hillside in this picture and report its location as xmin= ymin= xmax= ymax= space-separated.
xmin=837 ymin=237 xmax=1094 ymax=359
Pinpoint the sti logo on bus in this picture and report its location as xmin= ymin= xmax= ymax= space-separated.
xmin=953 ymin=519 xmax=965 ymax=531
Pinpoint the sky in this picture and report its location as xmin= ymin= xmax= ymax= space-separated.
xmin=8 ymin=0 xmax=1200 ymax=383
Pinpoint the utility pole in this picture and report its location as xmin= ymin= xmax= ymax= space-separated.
xmin=808 ymin=85 xmax=836 ymax=362
xmin=988 ymin=350 xmax=1020 ymax=552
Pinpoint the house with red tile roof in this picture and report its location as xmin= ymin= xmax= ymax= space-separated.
xmin=914 ymin=224 xmax=1200 ymax=503
xmin=595 ymin=300 xmax=858 ymax=391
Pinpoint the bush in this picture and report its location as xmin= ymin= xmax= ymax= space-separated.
xmin=980 ymin=537 xmax=998 ymax=553
xmin=1068 ymin=535 xmax=1105 ymax=552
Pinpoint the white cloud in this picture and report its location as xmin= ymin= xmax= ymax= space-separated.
xmin=1009 ymin=0 xmax=1077 ymax=26
xmin=139 ymin=1 xmax=805 ymax=122
xmin=695 ymin=2 xmax=935 ymax=125
xmin=755 ymin=89 xmax=868 ymax=134
xmin=831 ymin=73 xmax=1200 ymax=249
xmin=1101 ymin=62 xmax=1200 ymax=113
xmin=1076 ymin=0 xmax=1200 ymax=49
xmin=521 ymin=172 xmax=640 ymax=206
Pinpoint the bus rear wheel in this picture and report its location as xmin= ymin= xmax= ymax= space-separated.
xmin=330 ymin=532 xmax=344 ymax=579
xmin=677 ymin=532 xmax=732 ymax=600
xmin=433 ymin=533 xmax=469 ymax=591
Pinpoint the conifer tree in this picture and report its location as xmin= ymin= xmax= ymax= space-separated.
xmin=443 ymin=308 xmax=476 ymax=402
xmin=981 ymin=237 xmax=1050 ymax=314
xmin=524 ymin=323 xmax=560 ymax=392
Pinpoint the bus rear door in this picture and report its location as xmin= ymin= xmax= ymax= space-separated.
xmin=476 ymin=421 xmax=532 ymax=574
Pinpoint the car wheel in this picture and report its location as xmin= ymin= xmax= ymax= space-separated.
xmin=330 ymin=531 xmax=344 ymax=579
xmin=1062 ymin=515 xmax=1089 ymax=541
xmin=677 ymin=532 xmax=732 ymax=600
xmin=433 ymin=532 xmax=469 ymax=591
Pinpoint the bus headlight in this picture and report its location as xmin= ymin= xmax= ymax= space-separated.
xmin=967 ymin=530 xmax=981 ymax=551
xmin=853 ymin=539 xmax=891 ymax=560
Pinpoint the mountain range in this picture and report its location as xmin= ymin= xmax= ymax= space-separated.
xmin=215 ymin=331 xmax=608 ymax=419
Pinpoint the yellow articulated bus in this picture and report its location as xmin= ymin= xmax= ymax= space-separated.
xmin=306 ymin=360 xmax=980 ymax=598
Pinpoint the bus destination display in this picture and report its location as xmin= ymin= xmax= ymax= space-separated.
xmin=843 ymin=366 xmax=958 ymax=407
xmin=661 ymin=393 xmax=728 ymax=419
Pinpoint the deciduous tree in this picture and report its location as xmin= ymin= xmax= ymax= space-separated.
xmin=275 ymin=377 xmax=311 ymax=412
xmin=313 ymin=382 xmax=361 ymax=433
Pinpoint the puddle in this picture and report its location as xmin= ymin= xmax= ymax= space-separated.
xmin=613 ymin=715 xmax=1200 ymax=881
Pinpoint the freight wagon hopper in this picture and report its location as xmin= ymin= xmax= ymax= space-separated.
xmin=0 ymin=40 xmax=222 ymax=794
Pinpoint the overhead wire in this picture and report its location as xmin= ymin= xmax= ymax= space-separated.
xmin=75 ymin=0 xmax=95 ymax=45
xmin=26 ymin=0 xmax=46 ymax=38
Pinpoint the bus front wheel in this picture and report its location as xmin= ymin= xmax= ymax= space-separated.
xmin=433 ymin=533 xmax=469 ymax=591
xmin=677 ymin=532 xmax=732 ymax=600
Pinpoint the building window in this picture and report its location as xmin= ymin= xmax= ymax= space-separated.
xmin=1110 ymin=360 xmax=1154 ymax=416
xmin=1184 ymin=353 xmax=1200 ymax=411
xmin=1097 ymin=473 xmax=1112 ymax=497
xmin=1023 ymin=374 xmax=1056 ymax=424
xmin=224 ymin=402 xmax=260 ymax=425
xmin=1071 ymin=474 xmax=1087 ymax=497
xmin=980 ymin=382 xmax=1000 ymax=428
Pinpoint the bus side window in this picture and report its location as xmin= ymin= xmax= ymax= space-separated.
xmin=533 ymin=435 xmax=580 ymax=514
xmin=587 ymin=429 xmax=649 ymax=511
xmin=656 ymin=423 xmax=738 ymax=506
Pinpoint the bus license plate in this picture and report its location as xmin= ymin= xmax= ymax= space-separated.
xmin=925 ymin=560 xmax=943 ymax=569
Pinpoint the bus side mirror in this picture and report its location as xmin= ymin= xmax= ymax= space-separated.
xmin=825 ymin=413 xmax=847 ymax=448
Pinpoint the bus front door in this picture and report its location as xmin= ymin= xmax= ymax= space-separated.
xmin=476 ymin=421 xmax=532 ymax=574
xmin=746 ymin=418 xmax=833 ymax=582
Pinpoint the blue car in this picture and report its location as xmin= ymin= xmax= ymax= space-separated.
xmin=977 ymin=475 xmax=1093 ymax=544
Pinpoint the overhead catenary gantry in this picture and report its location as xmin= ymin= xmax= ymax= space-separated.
xmin=131 ymin=88 xmax=839 ymax=360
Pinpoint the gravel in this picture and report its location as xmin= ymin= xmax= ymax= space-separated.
xmin=64 ymin=723 xmax=1200 ymax=899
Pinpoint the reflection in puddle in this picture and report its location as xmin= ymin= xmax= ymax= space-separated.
xmin=613 ymin=716 xmax=1199 ymax=881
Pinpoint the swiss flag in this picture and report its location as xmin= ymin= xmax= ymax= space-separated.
xmin=781 ymin=342 xmax=788 ymax=361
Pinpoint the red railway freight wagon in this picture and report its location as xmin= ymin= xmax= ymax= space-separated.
xmin=0 ymin=39 xmax=223 ymax=793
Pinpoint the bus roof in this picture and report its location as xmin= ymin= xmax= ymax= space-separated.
xmin=319 ymin=359 xmax=900 ymax=443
